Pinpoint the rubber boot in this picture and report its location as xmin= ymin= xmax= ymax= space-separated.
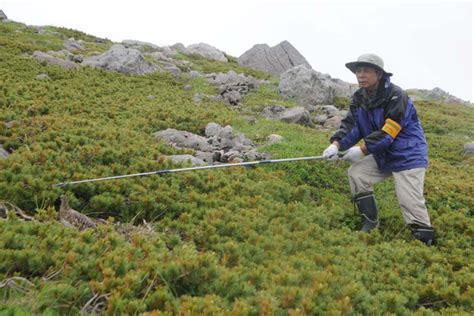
xmin=410 ymin=224 xmax=435 ymax=246
xmin=353 ymin=192 xmax=379 ymax=232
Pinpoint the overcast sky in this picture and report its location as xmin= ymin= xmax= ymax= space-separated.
xmin=2 ymin=0 xmax=473 ymax=101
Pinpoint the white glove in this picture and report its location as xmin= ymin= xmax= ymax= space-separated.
xmin=342 ymin=146 xmax=365 ymax=163
xmin=322 ymin=144 xmax=339 ymax=159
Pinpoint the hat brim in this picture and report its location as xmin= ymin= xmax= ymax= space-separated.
xmin=345 ymin=61 xmax=393 ymax=77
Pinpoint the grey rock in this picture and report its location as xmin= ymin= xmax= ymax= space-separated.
xmin=0 ymin=10 xmax=7 ymax=20
xmin=313 ymin=114 xmax=328 ymax=125
xmin=464 ymin=142 xmax=474 ymax=155
xmin=207 ymin=70 xmax=261 ymax=105
xmin=159 ymin=61 xmax=181 ymax=76
xmin=0 ymin=145 xmax=9 ymax=159
xmin=165 ymin=155 xmax=205 ymax=166
xmin=313 ymin=105 xmax=339 ymax=117
xmin=221 ymin=90 xmax=242 ymax=105
xmin=122 ymin=40 xmax=160 ymax=52
xmin=238 ymin=40 xmax=311 ymax=76
xmin=323 ymin=116 xmax=342 ymax=130
xmin=267 ymin=134 xmax=284 ymax=144
xmin=64 ymin=38 xmax=84 ymax=52
xmin=147 ymin=95 xmax=156 ymax=100
xmin=185 ymin=42 xmax=228 ymax=62
xmin=171 ymin=43 xmax=186 ymax=52
xmin=189 ymin=70 xmax=203 ymax=78
xmin=153 ymin=128 xmax=212 ymax=152
xmin=35 ymin=73 xmax=51 ymax=81
xmin=148 ymin=51 xmax=172 ymax=62
xmin=408 ymin=87 xmax=472 ymax=106
xmin=278 ymin=106 xmax=311 ymax=126
xmin=262 ymin=105 xmax=287 ymax=119
xmin=82 ymin=44 xmax=158 ymax=75
xmin=194 ymin=151 xmax=214 ymax=164
xmin=205 ymin=122 xmax=223 ymax=137
xmin=183 ymin=84 xmax=192 ymax=91
xmin=32 ymin=51 xmax=78 ymax=69
xmin=279 ymin=65 xmax=356 ymax=106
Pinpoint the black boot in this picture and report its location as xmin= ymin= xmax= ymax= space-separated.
xmin=353 ymin=192 xmax=379 ymax=232
xmin=410 ymin=224 xmax=435 ymax=246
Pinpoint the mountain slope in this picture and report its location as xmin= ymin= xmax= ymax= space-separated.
xmin=0 ymin=20 xmax=473 ymax=314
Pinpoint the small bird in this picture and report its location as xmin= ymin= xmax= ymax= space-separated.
xmin=59 ymin=195 xmax=97 ymax=231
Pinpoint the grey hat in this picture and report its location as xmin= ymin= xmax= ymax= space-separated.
xmin=345 ymin=53 xmax=393 ymax=77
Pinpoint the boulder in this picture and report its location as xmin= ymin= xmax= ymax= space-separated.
xmin=64 ymin=38 xmax=84 ymax=52
xmin=464 ymin=142 xmax=474 ymax=155
xmin=153 ymin=128 xmax=212 ymax=152
xmin=184 ymin=43 xmax=228 ymax=62
xmin=278 ymin=107 xmax=311 ymax=126
xmin=238 ymin=40 xmax=311 ymax=75
xmin=165 ymin=154 xmax=205 ymax=166
xmin=205 ymin=122 xmax=223 ymax=137
xmin=267 ymin=134 xmax=284 ymax=144
xmin=323 ymin=116 xmax=342 ymax=130
xmin=121 ymin=40 xmax=160 ymax=52
xmin=171 ymin=43 xmax=186 ymax=52
xmin=279 ymin=65 xmax=356 ymax=106
xmin=32 ymin=51 xmax=78 ymax=69
xmin=82 ymin=44 xmax=158 ymax=75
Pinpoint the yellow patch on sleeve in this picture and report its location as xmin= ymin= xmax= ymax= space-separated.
xmin=382 ymin=118 xmax=401 ymax=138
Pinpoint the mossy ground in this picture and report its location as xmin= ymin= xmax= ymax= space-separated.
xmin=0 ymin=21 xmax=473 ymax=314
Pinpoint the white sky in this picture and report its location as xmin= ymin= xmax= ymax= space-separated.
xmin=2 ymin=0 xmax=473 ymax=101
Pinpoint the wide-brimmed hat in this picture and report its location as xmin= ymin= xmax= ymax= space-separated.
xmin=345 ymin=53 xmax=393 ymax=77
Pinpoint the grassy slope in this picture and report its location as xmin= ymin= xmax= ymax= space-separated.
xmin=0 ymin=21 xmax=473 ymax=314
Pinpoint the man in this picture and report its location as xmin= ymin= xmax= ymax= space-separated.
xmin=322 ymin=53 xmax=435 ymax=245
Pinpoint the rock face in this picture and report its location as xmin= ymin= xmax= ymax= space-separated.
xmin=184 ymin=43 xmax=228 ymax=62
xmin=0 ymin=10 xmax=7 ymax=20
xmin=279 ymin=65 xmax=355 ymax=106
xmin=154 ymin=123 xmax=267 ymax=164
xmin=408 ymin=87 xmax=472 ymax=106
xmin=238 ymin=41 xmax=311 ymax=75
xmin=82 ymin=44 xmax=158 ymax=75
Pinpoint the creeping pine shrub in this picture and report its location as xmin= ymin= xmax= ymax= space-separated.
xmin=0 ymin=21 xmax=473 ymax=314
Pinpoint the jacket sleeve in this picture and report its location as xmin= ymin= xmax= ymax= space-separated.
xmin=330 ymin=98 xmax=362 ymax=151
xmin=365 ymin=89 xmax=407 ymax=155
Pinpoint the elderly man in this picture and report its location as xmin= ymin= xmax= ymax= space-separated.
xmin=323 ymin=53 xmax=435 ymax=245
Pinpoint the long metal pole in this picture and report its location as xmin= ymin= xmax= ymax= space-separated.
xmin=54 ymin=155 xmax=329 ymax=187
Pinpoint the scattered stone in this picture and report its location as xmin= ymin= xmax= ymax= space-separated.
xmin=206 ymin=70 xmax=262 ymax=105
xmin=154 ymin=123 xmax=267 ymax=164
xmin=147 ymin=95 xmax=156 ymax=100
xmin=183 ymin=84 xmax=192 ymax=91
xmin=262 ymin=105 xmax=311 ymax=126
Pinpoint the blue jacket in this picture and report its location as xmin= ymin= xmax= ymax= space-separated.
xmin=330 ymin=78 xmax=428 ymax=172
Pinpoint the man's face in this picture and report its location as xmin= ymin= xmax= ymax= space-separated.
xmin=355 ymin=66 xmax=381 ymax=90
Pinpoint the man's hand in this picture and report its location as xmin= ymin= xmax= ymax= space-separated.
xmin=323 ymin=143 xmax=339 ymax=159
xmin=342 ymin=146 xmax=365 ymax=163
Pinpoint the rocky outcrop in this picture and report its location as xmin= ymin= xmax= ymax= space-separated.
xmin=206 ymin=71 xmax=263 ymax=105
xmin=32 ymin=51 xmax=78 ymax=69
xmin=82 ymin=44 xmax=158 ymax=75
xmin=184 ymin=43 xmax=228 ymax=62
xmin=279 ymin=65 xmax=355 ymax=107
xmin=153 ymin=123 xmax=267 ymax=164
xmin=238 ymin=41 xmax=311 ymax=76
xmin=64 ymin=38 xmax=84 ymax=52
xmin=408 ymin=87 xmax=472 ymax=106
xmin=0 ymin=10 xmax=7 ymax=20
xmin=121 ymin=40 xmax=161 ymax=52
